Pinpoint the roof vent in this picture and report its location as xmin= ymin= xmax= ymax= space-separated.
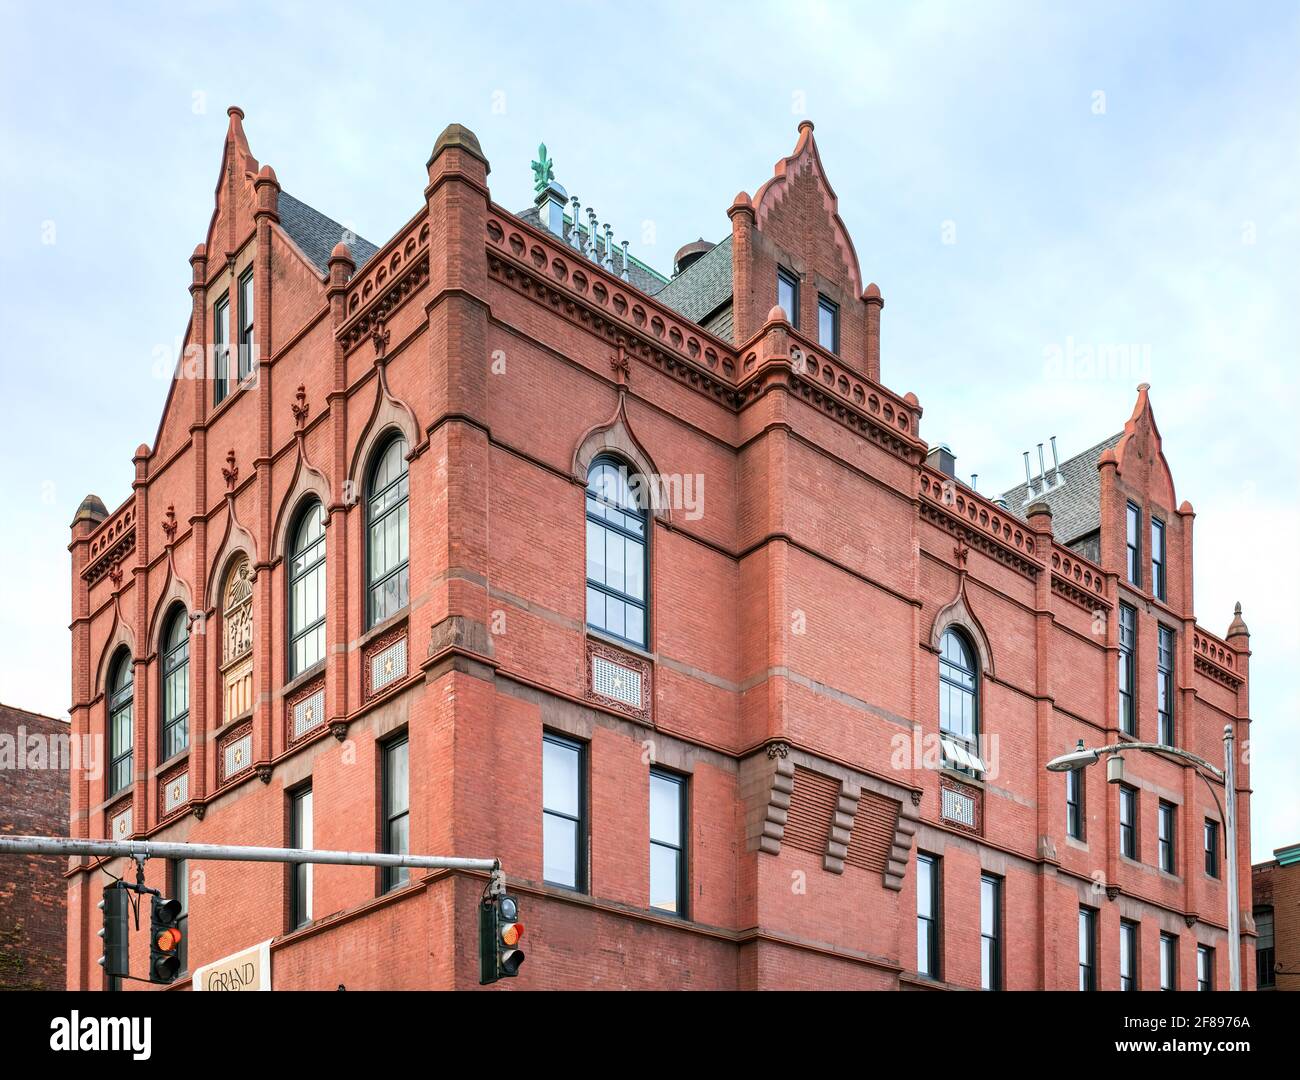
xmin=673 ymin=238 xmax=714 ymax=276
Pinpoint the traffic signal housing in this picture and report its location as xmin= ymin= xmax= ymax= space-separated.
xmin=479 ymin=893 xmax=525 ymax=984
xmin=149 ymin=894 xmax=184 ymax=984
xmin=98 ymin=884 xmax=129 ymax=978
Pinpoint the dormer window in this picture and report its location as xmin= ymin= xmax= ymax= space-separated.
xmin=777 ymin=267 xmax=799 ymax=329
xmin=817 ymin=295 xmax=839 ymax=353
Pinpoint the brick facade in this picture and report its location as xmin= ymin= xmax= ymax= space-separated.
xmin=1 ymin=704 xmax=69 ymax=990
xmin=1252 ymin=846 xmax=1299 ymax=991
xmin=65 ymin=111 xmax=1254 ymax=990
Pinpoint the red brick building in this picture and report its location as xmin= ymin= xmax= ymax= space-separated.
xmin=1252 ymin=843 xmax=1299 ymax=991
xmin=65 ymin=111 xmax=1254 ymax=990
xmin=1 ymin=703 xmax=69 ymax=989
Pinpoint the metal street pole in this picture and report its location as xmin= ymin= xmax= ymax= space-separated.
xmin=0 ymin=835 xmax=499 ymax=874
xmin=1223 ymin=723 xmax=1241 ymax=992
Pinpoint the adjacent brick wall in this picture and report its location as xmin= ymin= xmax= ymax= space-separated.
xmin=0 ymin=704 xmax=69 ymax=990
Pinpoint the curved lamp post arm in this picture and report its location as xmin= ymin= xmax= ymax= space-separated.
xmin=1086 ymin=741 xmax=1225 ymax=781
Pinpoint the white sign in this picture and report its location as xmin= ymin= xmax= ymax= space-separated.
xmin=192 ymin=939 xmax=272 ymax=991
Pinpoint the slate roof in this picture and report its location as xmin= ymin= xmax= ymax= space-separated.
xmin=515 ymin=207 xmax=670 ymax=297
xmin=999 ymin=432 xmax=1123 ymax=544
xmin=277 ymin=191 xmax=380 ymax=274
xmin=655 ymin=235 xmax=733 ymax=326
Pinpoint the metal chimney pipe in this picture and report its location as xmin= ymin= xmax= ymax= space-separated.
xmin=1023 ymin=451 xmax=1032 ymax=489
xmin=971 ymin=473 xmax=978 ymax=492
xmin=569 ymin=196 xmax=583 ymax=252
xmin=620 ymin=240 xmax=631 ymax=282
xmin=1037 ymin=442 xmax=1047 ymax=487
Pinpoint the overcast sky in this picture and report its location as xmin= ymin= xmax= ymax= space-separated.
xmin=1 ymin=1 xmax=1295 ymax=860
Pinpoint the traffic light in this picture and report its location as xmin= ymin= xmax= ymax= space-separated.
xmin=97 ymin=884 xmax=129 ymax=978
xmin=479 ymin=893 xmax=525 ymax=984
xmin=148 ymin=894 xmax=184 ymax=984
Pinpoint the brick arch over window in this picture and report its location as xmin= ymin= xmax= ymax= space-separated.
xmin=206 ymin=499 xmax=258 ymax=604
xmin=147 ymin=563 xmax=194 ymax=657
xmin=572 ymin=394 xmax=669 ymax=523
xmin=272 ymin=452 xmax=333 ymax=562
xmin=929 ymin=586 xmax=994 ymax=678
xmin=94 ymin=613 xmax=138 ymax=699
xmin=348 ymin=369 xmax=421 ymax=498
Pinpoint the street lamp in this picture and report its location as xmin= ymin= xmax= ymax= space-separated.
xmin=1045 ymin=724 xmax=1241 ymax=991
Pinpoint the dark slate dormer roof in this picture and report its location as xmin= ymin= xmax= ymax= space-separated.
xmin=655 ymin=235 xmax=733 ymax=327
xmin=515 ymin=207 xmax=670 ymax=297
xmin=277 ymin=191 xmax=380 ymax=273
xmin=999 ymin=432 xmax=1123 ymax=545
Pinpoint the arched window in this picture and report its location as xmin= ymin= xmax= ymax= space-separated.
xmin=107 ymin=649 xmax=134 ymax=796
xmin=288 ymin=501 xmax=326 ymax=677
xmin=585 ymin=456 xmax=648 ymax=648
xmin=939 ymin=628 xmax=981 ymax=772
xmin=366 ymin=434 xmax=409 ymax=627
xmin=160 ymin=606 xmax=190 ymax=760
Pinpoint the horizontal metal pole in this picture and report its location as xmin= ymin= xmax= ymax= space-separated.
xmin=0 ymin=835 xmax=498 ymax=873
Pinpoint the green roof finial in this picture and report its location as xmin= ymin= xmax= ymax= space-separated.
xmin=531 ymin=143 xmax=555 ymax=196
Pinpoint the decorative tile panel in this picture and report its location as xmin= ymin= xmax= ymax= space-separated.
xmin=218 ymin=722 xmax=253 ymax=785
xmin=585 ymin=640 xmax=651 ymax=722
xmin=363 ymin=623 xmax=409 ymax=700
xmin=108 ymin=800 xmax=133 ymax=840
xmin=939 ymin=774 xmax=983 ymax=836
xmin=161 ymin=768 xmax=189 ymax=817
xmin=289 ymin=683 xmax=325 ymax=744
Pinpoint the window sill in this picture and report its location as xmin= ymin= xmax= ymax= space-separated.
xmin=279 ymin=661 xmax=326 ymax=700
xmin=586 ymin=628 xmax=654 ymax=663
xmin=359 ymin=609 xmax=409 ymax=651
xmin=153 ymin=749 xmax=190 ymax=778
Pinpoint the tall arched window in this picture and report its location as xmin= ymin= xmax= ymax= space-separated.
xmin=107 ymin=649 xmax=134 ymax=796
xmin=938 ymin=628 xmax=981 ymax=772
xmin=160 ymin=606 xmax=189 ymax=760
xmin=585 ymin=456 xmax=648 ymax=648
xmin=288 ymin=500 xmax=326 ymax=677
xmin=366 ymin=434 xmax=409 ymax=627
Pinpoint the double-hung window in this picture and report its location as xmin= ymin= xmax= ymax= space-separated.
xmin=542 ymin=734 xmax=586 ymax=891
xmin=981 ymin=873 xmax=1002 ymax=990
xmin=1119 ymin=784 xmax=1137 ymax=859
xmin=1118 ymin=604 xmax=1136 ymax=736
xmin=1120 ymin=919 xmax=1138 ymax=991
xmin=382 ymin=735 xmax=410 ymax=892
xmin=290 ymin=785 xmax=312 ymax=928
xmin=1160 ymin=932 xmax=1178 ymax=990
xmin=649 ymin=769 xmax=686 ymax=916
xmin=1126 ymin=502 xmax=1141 ymax=586
xmin=1158 ymin=800 xmax=1176 ymax=874
xmin=1079 ymin=907 xmax=1098 ymax=991
xmin=1157 ymin=625 xmax=1175 ymax=746
xmin=777 ymin=267 xmax=799 ymax=328
xmin=1066 ymin=767 xmax=1085 ymax=840
xmin=1151 ymin=517 xmax=1166 ymax=600
xmin=916 ymin=853 xmax=940 ymax=978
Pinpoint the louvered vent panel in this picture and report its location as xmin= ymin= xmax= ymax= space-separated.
xmin=783 ymin=767 xmax=839 ymax=857
xmin=845 ymin=791 xmax=899 ymax=872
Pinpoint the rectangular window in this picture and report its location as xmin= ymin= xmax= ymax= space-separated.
xmin=1120 ymin=919 xmax=1138 ymax=991
xmin=777 ymin=266 xmax=799 ymax=329
xmin=542 ymin=733 xmax=586 ymax=892
xmin=1126 ymin=502 xmax=1141 ymax=586
xmin=1204 ymin=819 xmax=1219 ymax=878
xmin=1157 ymin=625 xmax=1175 ymax=745
xmin=1151 ymin=517 xmax=1166 ymax=600
xmin=171 ymin=859 xmax=189 ymax=975
xmin=1118 ymin=604 xmax=1136 ymax=736
xmin=916 ymin=853 xmax=940 ymax=978
xmin=1066 ymin=767 xmax=1085 ymax=840
xmin=1197 ymin=945 xmax=1214 ymax=991
xmin=382 ymin=735 xmax=410 ymax=892
xmin=649 ymin=769 xmax=687 ymax=916
xmin=213 ymin=291 xmax=231 ymax=406
xmin=817 ymin=294 xmax=839 ymax=353
xmin=1256 ymin=907 xmax=1275 ymax=988
xmin=981 ymin=873 xmax=1002 ymax=991
xmin=290 ymin=786 xmax=312 ymax=929
xmin=237 ymin=269 xmax=254 ymax=381
xmin=1119 ymin=784 xmax=1137 ymax=859
xmin=1079 ymin=907 xmax=1097 ymax=991
xmin=1160 ymin=931 xmax=1178 ymax=990
xmin=1158 ymin=800 xmax=1176 ymax=873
